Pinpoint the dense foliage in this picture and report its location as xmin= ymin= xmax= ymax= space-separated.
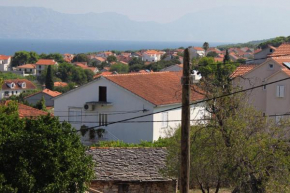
xmin=146 ymin=58 xmax=181 ymax=71
xmin=258 ymin=36 xmax=290 ymax=49
xmin=0 ymin=102 xmax=94 ymax=192
xmin=109 ymin=63 xmax=129 ymax=73
xmin=93 ymin=138 xmax=171 ymax=148
xmin=0 ymin=72 xmax=35 ymax=81
xmin=163 ymin=58 xmax=290 ymax=192
xmin=12 ymin=51 xmax=39 ymax=67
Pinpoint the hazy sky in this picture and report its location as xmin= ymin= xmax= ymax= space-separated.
xmin=1 ymin=0 xmax=290 ymax=23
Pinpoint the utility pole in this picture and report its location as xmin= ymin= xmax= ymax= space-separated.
xmin=180 ymin=48 xmax=191 ymax=193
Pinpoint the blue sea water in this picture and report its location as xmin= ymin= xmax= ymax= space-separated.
xmin=0 ymin=39 xmax=226 ymax=55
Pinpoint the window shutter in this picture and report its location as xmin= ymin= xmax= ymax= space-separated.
xmin=280 ymin=86 xmax=285 ymax=97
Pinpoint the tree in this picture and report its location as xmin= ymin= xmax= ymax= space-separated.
xmin=45 ymin=65 xmax=54 ymax=90
xmin=40 ymin=53 xmax=65 ymax=63
xmin=203 ymin=42 xmax=209 ymax=53
xmin=223 ymin=49 xmax=230 ymax=64
xmin=72 ymin=54 xmax=89 ymax=63
xmin=164 ymin=57 xmax=290 ymax=192
xmin=236 ymin=58 xmax=247 ymax=64
xmin=12 ymin=51 xmax=39 ymax=67
xmin=0 ymin=102 xmax=94 ymax=192
xmin=34 ymin=96 xmax=46 ymax=111
xmin=129 ymin=57 xmax=144 ymax=66
xmin=206 ymin=51 xmax=218 ymax=58
xmin=129 ymin=64 xmax=143 ymax=72
xmin=109 ymin=63 xmax=129 ymax=73
xmin=107 ymin=55 xmax=117 ymax=63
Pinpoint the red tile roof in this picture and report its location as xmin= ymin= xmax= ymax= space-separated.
xmin=74 ymin=63 xmax=97 ymax=72
xmin=24 ymin=89 xmax=61 ymax=99
xmin=193 ymin=47 xmax=204 ymax=51
xmin=269 ymin=43 xmax=290 ymax=57
xmin=0 ymin=55 xmax=11 ymax=60
xmin=2 ymin=101 xmax=51 ymax=118
xmin=2 ymin=79 xmax=36 ymax=90
xmin=17 ymin=64 xmax=36 ymax=69
xmin=42 ymin=89 xmax=62 ymax=97
xmin=36 ymin=59 xmax=57 ymax=65
xmin=230 ymin=65 xmax=256 ymax=78
xmin=54 ymin=82 xmax=68 ymax=87
xmin=104 ymin=72 xmax=205 ymax=106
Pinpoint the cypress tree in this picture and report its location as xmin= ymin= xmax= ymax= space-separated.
xmin=45 ymin=65 xmax=54 ymax=90
xmin=223 ymin=49 xmax=230 ymax=64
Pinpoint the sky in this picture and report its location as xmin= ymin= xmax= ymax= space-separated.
xmin=1 ymin=0 xmax=290 ymax=23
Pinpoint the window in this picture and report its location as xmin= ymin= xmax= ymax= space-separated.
xmin=118 ymin=184 xmax=129 ymax=193
xmin=38 ymin=70 xmax=41 ymax=74
xmin=30 ymin=69 xmax=32 ymax=72
xmin=276 ymin=85 xmax=285 ymax=98
xmin=99 ymin=114 xmax=108 ymax=126
xmin=4 ymin=91 xmax=9 ymax=96
xmin=68 ymin=108 xmax=82 ymax=123
xmin=270 ymin=48 xmax=273 ymax=53
xmin=22 ymin=83 xmax=26 ymax=88
xmin=269 ymin=64 xmax=274 ymax=70
xmin=12 ymin=91 xmax=14 ymax=95
xmin=38 ymin=65 xmax=41 ymax=69
xmin=161 ymin=112 xmax=168 ymax=128
xmin=99 ymin=86 xmax=107 ymax=102
xmin=16 ymin=91 xmax=18 ymax=94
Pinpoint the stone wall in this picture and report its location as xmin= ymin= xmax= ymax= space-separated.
xmin=90 ymin=180 xmax=177 ymax=193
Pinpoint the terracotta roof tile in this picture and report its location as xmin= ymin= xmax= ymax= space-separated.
xmin=42 ymin=89 xmax=62 ymax=97
xmin=17 ymin=64 xmax=36 ymax=69
xmin=269 ymin=43 xmax=290 ymax=57
xmin=231 ymin=65 xmax=256 ymax=78
xmin=2 ymin=101 xmax=51 ymax=118
xmin=2 ymin=79 xmax=36 ymax=90
xmin=0 ymin=55 xmax=11 ymax=60
xmin=104 ymin=72 xmax=205 ymax=106
xmin=193 ymin=47 xmax=204 ymax=51
xmin=36 ymin=59 xmax=57 ymax=65
xmin=54 ymin=82 xmax=68 ymax=87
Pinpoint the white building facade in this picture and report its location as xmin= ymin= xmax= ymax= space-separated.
xmin=54 ymin=72 xmax=206 ymax=144
xmin=0 ymin=55 xmax=12 ymax=72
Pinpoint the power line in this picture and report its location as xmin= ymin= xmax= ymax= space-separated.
xmin=85 ymin=76 xmax=290 ymax=129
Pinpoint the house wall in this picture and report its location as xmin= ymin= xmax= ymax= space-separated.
xmin=54 ymin=77 xmax=155 ymax=144
xmin=0 ymin=58 xmax=11 ymax=71
xmin=266 ymin=72 xmax=290 ymax=116
xmin=89 ymin=180 xmax=177 ymax=193
xmin=152 ymin=103 xmax=206 ymax=141
xmin=17 ymin=68 xmax=36 ymax=76
xmin=0 ymin=89 xmax=26 ymax=100
xmin=26 ymin=93 xmax=55 ymax=107
xmin=253 ymin=48 xmax=274 ymax=64
xmin=233 ymin=59 xmax=282 ymax=114
xmin=142 ymin=53 xmax=159 ymax=62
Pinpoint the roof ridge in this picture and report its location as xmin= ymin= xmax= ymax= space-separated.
xmin=104 ymin=71 xmax=170 ymax=77
xmin=90 ymin=147 xmax=167 ymax=150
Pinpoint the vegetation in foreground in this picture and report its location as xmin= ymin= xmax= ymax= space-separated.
xmin=0 ymin=101 xmax=94 ymax=192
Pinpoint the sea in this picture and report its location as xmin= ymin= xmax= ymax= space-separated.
xmin=0 ymin=38 xmax=227 ymax=55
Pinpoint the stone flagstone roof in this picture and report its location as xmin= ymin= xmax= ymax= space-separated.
xmin=87 ymin=147 xmax=174 ymax=182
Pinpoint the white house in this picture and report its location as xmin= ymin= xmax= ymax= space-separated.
xmin=0 ymin=79 xmax=36 ymax=100
xmin=35 ymin=59 xmax=58 ymax=76
xmin=16 ymin=64 xmax=37 ymax=76
xmin=53 ymin=72 xmax=206 ymax=144
xmin=142 ymin=50 xmax=164 ymax=62
xmin=0 ymin=55 xmax=12 ymax=72
xmin=250 ymin=45 xmax=277 ymax=64
xmin=189 ymin=47 xmax=205 ymax=59
xmin=25 ymin=88 xmax=61 ymax=107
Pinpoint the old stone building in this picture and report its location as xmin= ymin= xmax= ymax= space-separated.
xmin=87 ymin=147 xmax=177 ymax=193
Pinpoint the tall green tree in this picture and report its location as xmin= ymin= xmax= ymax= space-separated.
xmin=0 ymin=102 xmax=94 ymax=192
xmin=223 ymin=49 xmax=230 ymax=64
xmin=34 ymin=96 xmax=46 ymax=111
xmin=45 ymin=65 xmax=54 ymax=90
xmin=203 ymin=42 xmax=209 ymax=53
xmin=40 ymin=53 xmax=65 ymax=63
xmin=72 ymin=54 xmax=89 ymax=63
xmin=107 ymin=55 xmax=117 ymax=63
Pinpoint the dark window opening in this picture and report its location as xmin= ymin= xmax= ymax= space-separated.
xmin=118 ymin=184 xmax=129 ymax=193
xmin=99 ymin=86 xmax=107 ymax=102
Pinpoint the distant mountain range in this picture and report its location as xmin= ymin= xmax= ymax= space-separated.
xmin=1 ymin=6 xmax=290 ymax=42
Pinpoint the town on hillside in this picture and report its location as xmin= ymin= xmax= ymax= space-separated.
xmin=2 ymin=37 xmax=290 ymax=193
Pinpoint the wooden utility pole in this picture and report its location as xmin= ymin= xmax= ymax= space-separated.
xmin=180 ymin=48 xmax=191 ymax=193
